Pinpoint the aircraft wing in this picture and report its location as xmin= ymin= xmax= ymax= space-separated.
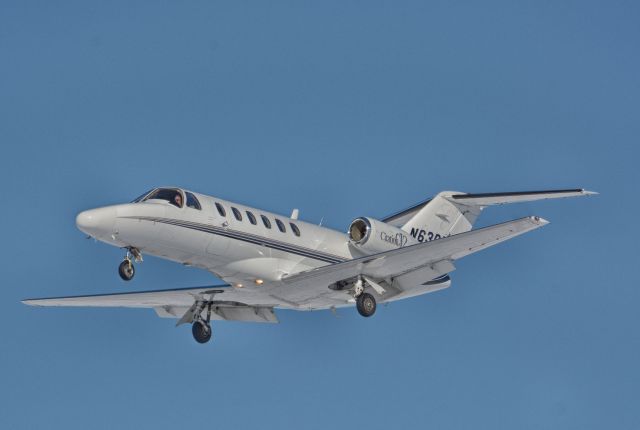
xmin=22 ymin=286 xmax=279 ymax=323
xmin=273 ymin=216 xmax=548 ymax=305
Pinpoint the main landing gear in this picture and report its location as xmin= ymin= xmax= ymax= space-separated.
xmin=192 ymin=320 xmax=212 ymax=344
xmin=118 ymin=247 xmax=142 ymax=281
xmin=353 ymin=277 xmax=377 ymax=318
xmin=192 ymin=302 xmax=213 ymax=344
xmin=356 ymin=292 xmax=376 ymax=317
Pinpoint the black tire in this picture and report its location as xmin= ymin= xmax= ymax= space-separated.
xmin=118 ymin=260 xmax=135 ymax=281
xmin=192 ymin=321 xmax=212 ymax=344
xmin=356 ymin=292 xmax=376 ymax=317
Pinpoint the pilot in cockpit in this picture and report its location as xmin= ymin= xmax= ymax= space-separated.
xmin=173 ymin=192 xmax=183 ymax=208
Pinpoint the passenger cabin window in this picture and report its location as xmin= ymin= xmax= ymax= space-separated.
xmin=185 ymin=192 xmax=201 ymax=210
xmin=290 ymin=222 xmax=301 ymax=237
xmin=215 ymin=202 xmax=226 ymax=217
xmin=261 ymin=215 xmax=272 ymax=229
xmin=143 ymin=188 xmax=183 ymax=208
xmin=246 ymin=211 xmax=257 ymax=225
xmin=232 ymin=207 xmax=242 ymax=221
xmin=275 ymin=219 xmax=286 ymax=233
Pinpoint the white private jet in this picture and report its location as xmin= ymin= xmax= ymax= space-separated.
xmin=23 ymin=187 xmax=595 ymax=344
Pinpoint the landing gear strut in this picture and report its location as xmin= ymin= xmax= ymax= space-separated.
xmin=118 ymin=248 xmax=142 ymax=281
xmin=191 ymin=302 xmax=213 ymax=344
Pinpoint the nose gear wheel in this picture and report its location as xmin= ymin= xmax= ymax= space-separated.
xmin=118 ymin=259 xmax=135 ymax=281
xmin=118 ymin=248 xmax=142 ymax=281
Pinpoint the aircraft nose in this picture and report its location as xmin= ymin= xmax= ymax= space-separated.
xmin=76 ymin=207 xmax=117 ymax=238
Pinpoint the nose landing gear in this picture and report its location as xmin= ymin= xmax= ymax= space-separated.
xmin=118 ymin=247 xmax=142 ymax=281
xmin=118 ymin=260 xmax=135 ymax=281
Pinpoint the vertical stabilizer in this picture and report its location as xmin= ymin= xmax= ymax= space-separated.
xmin=401 ymin=192 xmax=481 ymax=241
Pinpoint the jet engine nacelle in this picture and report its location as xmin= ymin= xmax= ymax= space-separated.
xmin=347 ymin=217 xmax=413 ymax=255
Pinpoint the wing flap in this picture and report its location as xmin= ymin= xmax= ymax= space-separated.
xmin=154 ymin=305 xmax=278 ymax=323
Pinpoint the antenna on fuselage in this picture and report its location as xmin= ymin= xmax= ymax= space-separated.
xmin=290 ymin=208 xmax=299 ymax=220
xmin=319 ymin=216 xmax=324 ymax=226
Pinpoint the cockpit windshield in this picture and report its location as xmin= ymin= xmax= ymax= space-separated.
xmin=131 ymin=189 xmax=154 ymax=203
xmin=139 ymin=188 xmax=184 ymax=208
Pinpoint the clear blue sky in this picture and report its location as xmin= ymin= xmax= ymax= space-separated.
xmin=1 ymin=1 xmax=638 ymax=428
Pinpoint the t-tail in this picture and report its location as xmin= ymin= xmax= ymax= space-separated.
xmin=382 ymin=189 xmax=597 ymax=243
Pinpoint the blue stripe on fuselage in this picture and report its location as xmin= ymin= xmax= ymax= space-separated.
xmin=123 ymin=216 xmax=347 ymax=264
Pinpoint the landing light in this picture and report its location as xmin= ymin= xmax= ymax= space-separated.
xmin=255 ymin=279 xmax=264 ymax=285
xmin=235 ymin=283 xmax=243 ymax=288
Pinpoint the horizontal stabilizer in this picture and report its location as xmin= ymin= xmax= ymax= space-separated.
xmin=448 ymin=189 xmax=597 ymax=206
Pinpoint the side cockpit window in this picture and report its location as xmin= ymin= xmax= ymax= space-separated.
xmin=185 ymin=192 xmax=201 ymax=210
xmin=142 ymin=188 xmax=184 ymax=208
